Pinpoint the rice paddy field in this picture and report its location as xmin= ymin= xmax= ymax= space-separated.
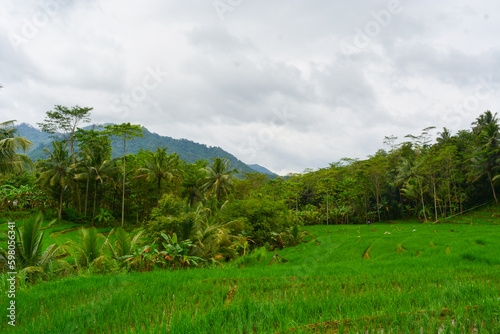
xmin=1 ymin=206 xmax=500 ymax=333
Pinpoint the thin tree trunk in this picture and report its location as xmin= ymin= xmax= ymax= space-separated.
xmin=92 ymin=180 xmax=97 ymax=226
xmin=433 ymin=178 xmax=438 ymax=222
xmin=326 ymin=195 xmax=329 ymax=225
xmin=84 ymin=174 xmax=89 ymax=217
xmin=454 ymin=182 xmax=460 ymax=213
xmin=70 ymin=131 xmax=75 ymax=164
xmin=376 ymin=190 xmax=381 ymax=221
xmin=488 ymin=173 xmax=499 ymax=205
xmin=420 ymin=189 xmax=427 ymax=221
xmin=447 ymin=181 xmax=452 ymax=217
xmin=122 ymin=138 xmax=126 ymax=227
xmin=459 ymin=186 xmax=463 ymax=213
xmin=76 ymin=184 xmax=81 ymax=213
xmin=58 ymin=185 xmax=63 ymax=220
xmin=418 ymin=177 xmax=427 ymax=221
xmin=157 ymin=178 xmax=161 ymax=202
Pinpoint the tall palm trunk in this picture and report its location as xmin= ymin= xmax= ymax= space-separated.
xmin=58 ymin=185 xmax=63 ymax=220
xmin=459 ymin=186 xmax=463 ymax=213
xmin=122 ymin=138 xmax=126 ymax=227
xmin=76 ymin=184 xmax=81 ymax=213
xmin=92 ymin=179 xmax=98 ymax=226
xmin=488 ymin=172 xmax=499 ymax=205
xmin=84 ymin=174 xmax=89 ymax=217
xmin=375 ymin=192 xmax=381 ymax=221
xmin=432 ymin=178 xmax=438 ymax=222
xmin=326 ymin=195 xmax=329 ymax=225
xmin=417 ymin=176 xmax=427 ymax=221
xmin=157 ymin=178 xmax=161 ymax=202
xmin=447 ymin=181 xmax=452 ymax=217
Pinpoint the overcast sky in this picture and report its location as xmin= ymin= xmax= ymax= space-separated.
xmin=1 ymin=1 xmax=499 ymax=174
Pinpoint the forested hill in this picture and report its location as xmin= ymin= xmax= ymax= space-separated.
xmin=248 ymin=164 xmax=279 ymax=178
xmin=17 ymin=123 xmax=264 ymax=175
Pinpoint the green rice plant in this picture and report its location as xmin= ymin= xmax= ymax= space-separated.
xmin=232 ymin=247 xmax=269 ymax=268
xmin=474 ymin=238 xmax=486 ymax=246
xmin=396 ymin=243 xmax=406 ymax=253
xmin=362 ymin=244 xmax=372 ymax=259
xmin=2 ymin=212 xmax=500 ymax=333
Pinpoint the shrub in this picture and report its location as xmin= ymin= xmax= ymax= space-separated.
xmin=219 ymin=198 xmax=291 ymax=247
xmin=144 ymin=194 xmax=187 ymax=241
xmin=62 ymin=207 xmax=88 ymax=224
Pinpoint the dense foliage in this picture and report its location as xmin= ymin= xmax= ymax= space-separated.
xmin=1 ymin=109 xmax=499 ymax=280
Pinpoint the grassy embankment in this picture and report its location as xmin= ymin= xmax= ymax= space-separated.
xmin=1 ymin=206 xmax=499 ymax=333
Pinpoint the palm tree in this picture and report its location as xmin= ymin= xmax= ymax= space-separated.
xmin=104 ymin=123 xmax=143 ymax=227
xmin=106 ymin=227 xmax=143 ymax=262
xmin=478 ymin=122 xmax=500 ymax=149
xmin=0 ymin=214 xmax=71 ymax=280
xmin=137 ymin=147 xmax=181 ymax=201
xmin=470 ymin=122 xmax=500 ymax=205
xmin=182 ymin=160 xmax=208 ymax=208
xmin=437 ymin=127 xmax=452 ymax=146
xmin=183 ymin=177 xmax=205 ymax=208
xmin=0 ymin=120 xmax=34 ymax=176
xmin=74 ymin=128 xmax=113 ymax=218
xmin=471 ymin=153 xmax=499 ymax=205
xmin=190 ymin=204 xmax=245 ymax=260
xmin=472 ymin=110 xmax=498 ymax=135
xmin=396 ymin=157 xmax=428 ymax=221
xmin=36 ymin=141 xmax=74 ymax=220
xmin=71 ymin=227 xmax=108 ymax=269
xmin=74 ymin=152 xmax=93 ymax=218
xmin=75 ymin=149 xmax=116 ymax=224
xmin=202 ymin=157 xmax=237 ymax=202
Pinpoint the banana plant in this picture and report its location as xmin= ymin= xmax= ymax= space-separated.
xmin=160 ymin=233 xmax=204 ymax=268
xmin=123 ymin=243 xmax=159 ymax=272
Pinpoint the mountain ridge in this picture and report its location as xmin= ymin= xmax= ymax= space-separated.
xmin=16 ymin=123 xmax=277 ymax=176
xmin=247 ymin=164 xmax=278 ymax=177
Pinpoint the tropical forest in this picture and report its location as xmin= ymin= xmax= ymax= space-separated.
xmin=1 ymin=107 xmax=500 ymax=333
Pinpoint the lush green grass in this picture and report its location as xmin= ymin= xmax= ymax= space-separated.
xmin=1 ymin=208 xmax=500 ymax=333
xmin=0 ymin=218 xmax=117 ymax=267
xmin=441 ymin=203 xmax=500 ymax=225
xmin=0 ymin=219 xmax=115 ymax=251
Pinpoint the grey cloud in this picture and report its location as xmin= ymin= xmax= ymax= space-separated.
xmin=1 ymin=1 xmax=500 ymax=173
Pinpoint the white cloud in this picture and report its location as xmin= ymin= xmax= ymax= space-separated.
xmin=1 ymin=0 xmax=500 ymax=174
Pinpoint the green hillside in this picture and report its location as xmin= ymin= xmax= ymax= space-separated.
xmin=247 ymin=164 xmax=278 ymax=178
xmin=17 ymin=123 xmax=258 ymax=174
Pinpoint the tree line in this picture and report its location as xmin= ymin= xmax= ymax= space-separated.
xmin=0 ymin=107 xmax=499 ymax=272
